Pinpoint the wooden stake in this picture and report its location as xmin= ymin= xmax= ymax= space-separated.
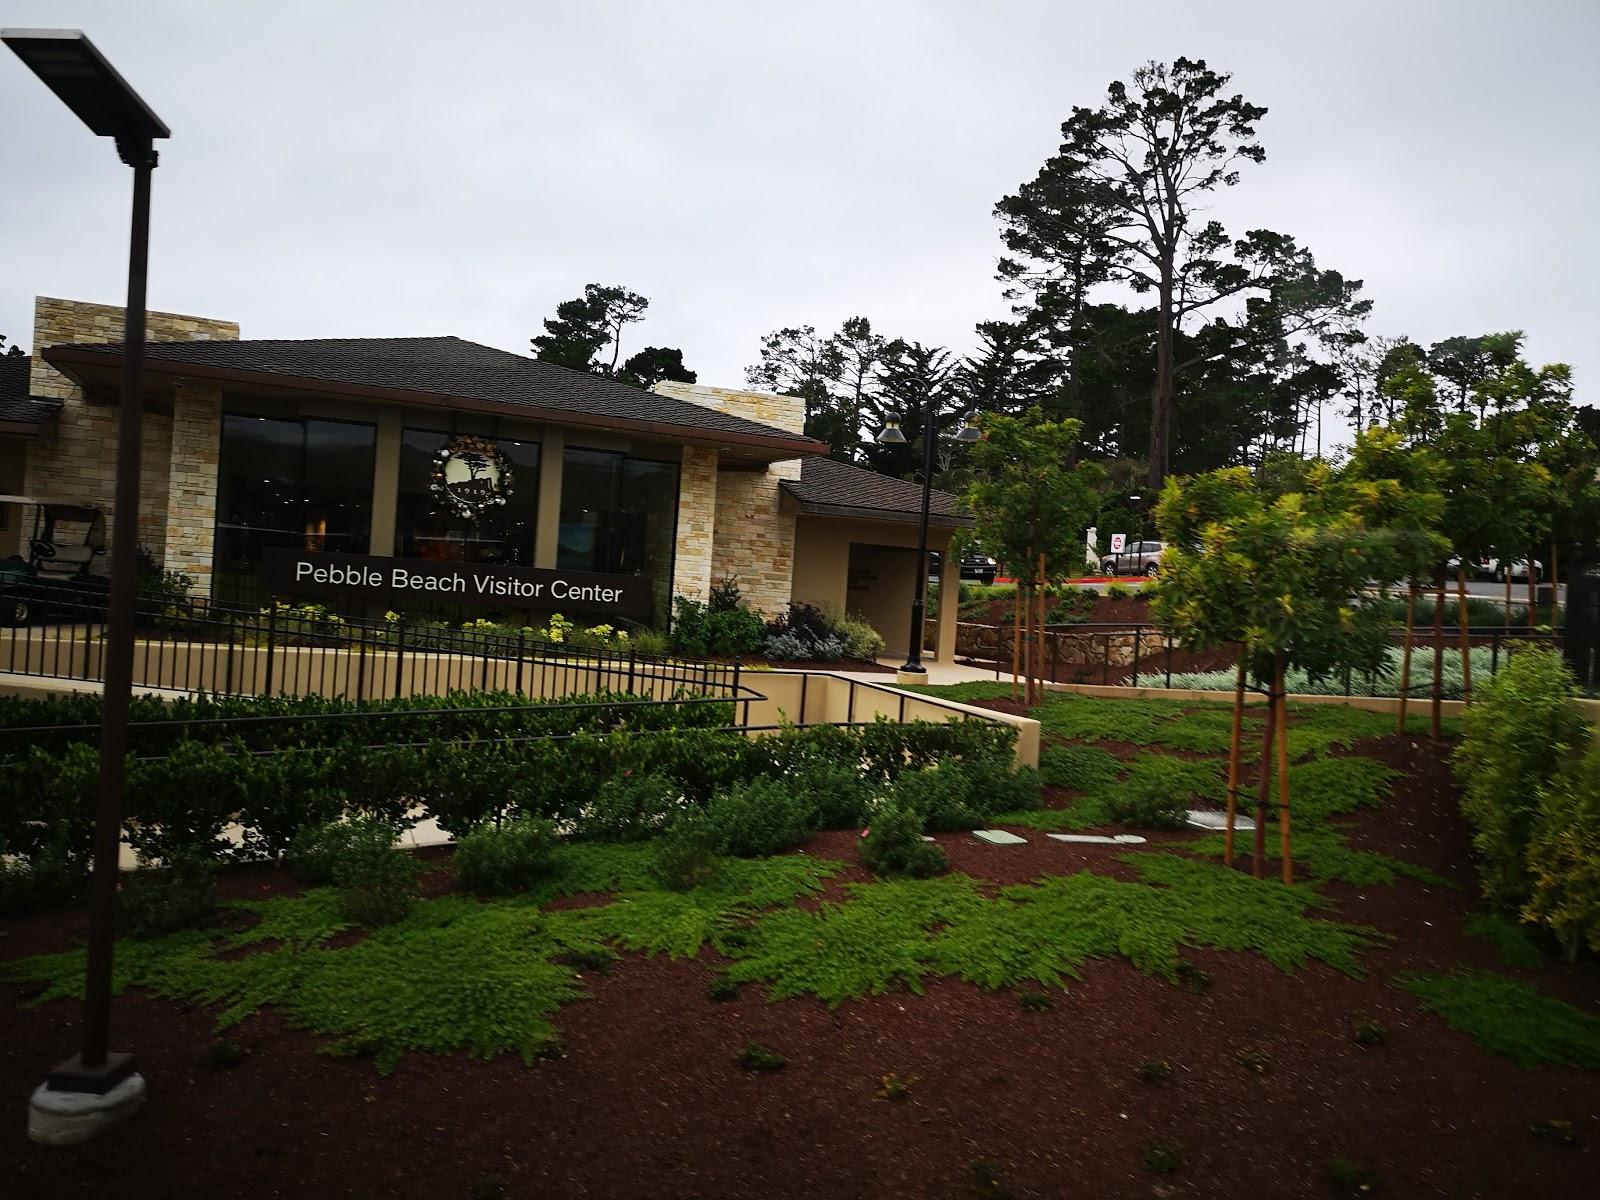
xmin=1223 ymin=654 xmax=1246 ymax=868
xmin=1010 ymin=582 xmax=1022 ymax=701
xmin=1274 ymin=652 xmax=1293 ymax=886
xmin=1430 ymin=566 xmax=1445 ymax=739
xmin=1456 ymin=564 xmax=1473 ymax=702
xmin=1252 ymin=684 xmax=1277 ymax=879
xmin=1035 ymin=552 xmax=1047 ymax=706
xmin=1396 ymin=583 xmax=1416 ymax=736
xmin=1527 ymin=561 xmax=1537 ymax=634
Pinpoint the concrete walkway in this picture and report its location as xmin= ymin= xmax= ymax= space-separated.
xmin=824 ymin=658 xmax=1004 ymax=687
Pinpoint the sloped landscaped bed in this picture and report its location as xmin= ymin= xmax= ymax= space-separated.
xmin=3 ymin=692 xmax=1599 ymax=1199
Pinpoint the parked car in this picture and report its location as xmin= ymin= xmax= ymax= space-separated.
xmin=927 ymin=551 xmax=998 ymax=585
xmin=1445 ymin=554 xmax=1545 ymax=582
xmin=0 ymin=496 xmax=110 ymax=625
xmin=1100 ymin=540 xmax=1165 ymax=577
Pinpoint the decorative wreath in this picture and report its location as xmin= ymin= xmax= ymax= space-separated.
xmin=430 ymin=434 xmax=515 ymax=521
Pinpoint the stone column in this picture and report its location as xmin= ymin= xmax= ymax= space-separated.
xmin=674 ymin=445 xmax=718 ymax=603
xmin=163 ymin=381 xmax=223 ymax=593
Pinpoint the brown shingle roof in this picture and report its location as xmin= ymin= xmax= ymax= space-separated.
xmin=44 ymin=336 xmax=826 ymax=456
xmin=0 ymin=354 xmax=62 ymax=429
xmin=782 ymin=456 xmax=971 ymax=526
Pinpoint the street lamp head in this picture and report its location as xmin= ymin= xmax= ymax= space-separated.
xmin=2 ymin=28 xmax=169 ymax=140
xmin=877 ymin=419 xmax=908 ymax=445
xmin=954 ymin=419 xmax=982 ymax=444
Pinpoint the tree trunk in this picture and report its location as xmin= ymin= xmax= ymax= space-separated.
xmin=1396 ymin=583 xmax=1416 ymax=736
xmin=1274 ymin=652 xmax=1293 ymax=886
xmin=1456 ymin=565 xmax=1473 ymax=702
xmin=1504 ymin=567 xmax=1514 ymax=627
xmin=1551 ymin=543 xmax=1561 ymax=627
xmin=1224 ymin=655 xmax=1247 ymax=868
xmin=1148 ymin=274 xmax=1175 ymax=491
xmin=1252 ymin=684 xmax=1277 ymax=880
xmin=1431 ymin=566 xmax=1445 ymax=739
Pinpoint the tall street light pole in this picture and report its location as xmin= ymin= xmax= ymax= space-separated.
xmin=877 ymin=409 xmax=980 ymax=679
xmin=4 ymin=27 xmax=170 ymax=1144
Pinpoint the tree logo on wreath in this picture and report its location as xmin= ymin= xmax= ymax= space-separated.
xmin=431 ymin=435 xmax=515 ymax=520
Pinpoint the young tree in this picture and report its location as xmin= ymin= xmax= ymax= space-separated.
xmin=996 ymin=57 xmax=1369 ymax=489
xmin=965 ymin=412 xmax=1105 ymax=705
xmin=1156 ymin=464 xmax=1391 ymax=881
xmin=531 ymin=283 xmax=649 ymax=375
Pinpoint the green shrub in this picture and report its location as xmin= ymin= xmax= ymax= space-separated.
xmin=825 ymin=608 xmax=888 ymax=661
xmin=1139 ymin=1142 xmax=1182 ymax=1173
xmin=736 ymin=1042 xmax=786 ymax=1072
xmin=1523 ymin=742 xmax=1600 ymax=961
xmin=887 ymin=755 xmax=1038 ymax=832
xmin=1105 ymin=755 xmax=1215 ymax=829
xmin=1455 ymin=648 xmax=1589 ymax=907
xmin=1045 ymin=585 xmax=1097 ymax=624
xmin=289 ymin=819 xmax=371 ymax=885
xmin=859 ymin=805 xmax=948 ymax=878
xmin=0 ymin=828 xmax=87 ymax=917
xmin=704 ymin=776 xmax=816 ymax=857
xmin=582 ymin=771 xmax=684 ymax=841
xmin=652 ymin=817 xmax=722 ymax=891
xmin=120 ymin=846 xmax=218 ymax=938
xmin=331 ymin=821 xmax=418 ymax=926
xmin=788 ymin=759 xmax=876 ymax=830
xmin=1327 ymin=1156 xmax=1377 ymax=1196
xmin=670 ymin=596 xmax=765 ymax=657
xmin=453 ymin=816 xmax=558 ymax=896
xmin=626 ymin=628 xmax=670 ymax=657
xmin=203 ymin=1039 xmax=247 ymax=1071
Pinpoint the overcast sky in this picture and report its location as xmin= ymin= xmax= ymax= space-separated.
xmin=4 ymin=0 xmax=1596 ymax=426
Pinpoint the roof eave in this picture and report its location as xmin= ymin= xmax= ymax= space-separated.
xmin=42 ymin=345 xmax=829 ymax=461
xmin=780 ymin=486 xmax=972 ymax=528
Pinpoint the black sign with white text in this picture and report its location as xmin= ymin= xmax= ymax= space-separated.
xmin=260 ymin=550 xmax=654 ymax=619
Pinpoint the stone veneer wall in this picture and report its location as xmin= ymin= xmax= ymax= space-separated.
xmin=672 ymin=445 xmax=719 ymax=604
xmin=653 ymin=383 xmax=805 ymax=618
xmin=165 ymin=383 xmax=225 ymax=589
xmin=26 ymin=297 xmax=238 ymax=575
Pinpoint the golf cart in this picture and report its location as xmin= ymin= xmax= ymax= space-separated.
xmin=0 ymin=496 xmax=110 ymax=626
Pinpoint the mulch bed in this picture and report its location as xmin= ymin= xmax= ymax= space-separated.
xmin=4 ymin=734 xmax=1600 ymax=1199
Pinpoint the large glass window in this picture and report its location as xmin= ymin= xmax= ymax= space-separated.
xmin=212 ymin=414 xmax=376 ymax=605
xmin=393 ymin=428 xmax=540 ymax=565
xmin=557 ymin=447 xmax=679 ymax=624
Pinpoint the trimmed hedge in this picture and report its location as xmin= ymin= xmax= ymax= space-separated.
xmin=0 ymin=689 xmax=1021 ymax=891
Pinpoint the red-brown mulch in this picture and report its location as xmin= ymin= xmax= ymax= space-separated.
xmin=4 ymin=737 xmax=1600 ymax=1199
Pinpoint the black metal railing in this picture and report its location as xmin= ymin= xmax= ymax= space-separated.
xmin=0 ymin=585 xmax=747 ymax=705
xmin=943 ymin=619 xmax=1571 ymax=697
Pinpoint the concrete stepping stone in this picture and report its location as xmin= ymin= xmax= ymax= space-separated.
xmin=1185 ymin=810 xmax=1255 ymax=832
xmin=1046 ymin=833 xmax=1148 ymax=846
xmin=973 ymin=829 xmax=1029 ymax=846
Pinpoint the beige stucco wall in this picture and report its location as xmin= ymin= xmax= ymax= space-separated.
xmin=790 ymin=514 xmax=960 ymax=660
xmin=26 ymin=296 xmax=238 ymax=571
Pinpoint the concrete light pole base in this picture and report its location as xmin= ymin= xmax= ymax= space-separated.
xmin=27 ymin=1073 xmax=146 ymax=1146
xmin=895 ymin=667 xmax=929 ymax=686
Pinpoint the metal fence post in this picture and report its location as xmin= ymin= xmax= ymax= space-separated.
xmin=394 ymin=619 xmax=407 ymax=699
xmin=263 ymin=605 xmax=277 ymax=697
